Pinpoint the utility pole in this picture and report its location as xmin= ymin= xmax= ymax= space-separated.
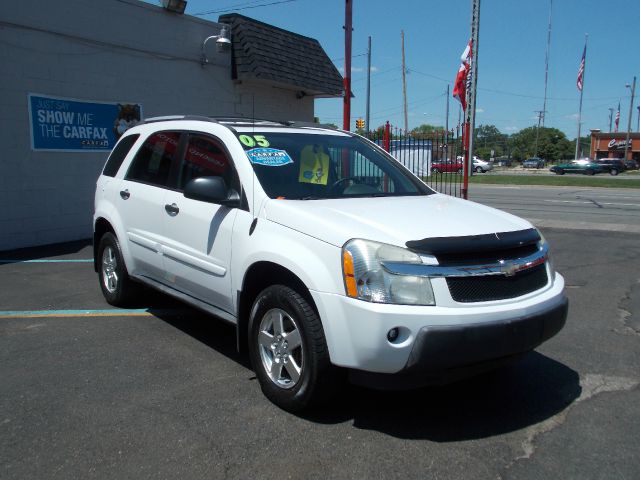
xmin=445 ymin=84 xmax=450 ymax=160
xmin=342 ymin=0 xmax=353 ymax=131
xmin=608 ymin=108 xmax=614 ymax=132
xmin=637 ymin=105 xmax=639 ymax=132
xmin=623 ymin=76 xmax=636 ymax=162
xmin=365 ymin=35 xmax=371 ymax=133
xmin=445 ymin=84 xmax=450 ymax=135
xmin=401 ymin=30 xmax=408 ymax=133
xmin=541 ymin=0 xmax=553 ymax=127
xmin=534 ymin=110 xmax=545 ymax=157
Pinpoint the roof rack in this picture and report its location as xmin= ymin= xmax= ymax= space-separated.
xmin=141 ymin=115 xmax=218 ymax=125
xmin=139 ymin=115 xmax=339 ymax=131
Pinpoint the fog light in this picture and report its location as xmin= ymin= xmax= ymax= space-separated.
xmin=387 ymin=328 xmax=399 ymax=342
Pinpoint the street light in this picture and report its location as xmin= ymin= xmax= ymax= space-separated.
xmin=623 ymin=77 xmax=636 ymax=162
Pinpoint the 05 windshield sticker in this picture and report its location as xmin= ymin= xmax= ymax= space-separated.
xmin=239 ymin=134 xmax=270 ymax=148
xmin=246 ymin=147 xmax=293 ymax=167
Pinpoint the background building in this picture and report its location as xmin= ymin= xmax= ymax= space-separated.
xmin=590 ymin=130 xmax=639 ymax=161
xmin=0 ymin=0 xmax=342 ymax=251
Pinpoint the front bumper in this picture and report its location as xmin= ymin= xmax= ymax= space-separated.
xmin=310 ymin=272 xmax=567 ymax=380
xmin=350 ymin=298 xmax=567 ymax=389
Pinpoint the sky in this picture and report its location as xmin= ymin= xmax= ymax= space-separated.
xmin=149 ymin=0 xmax=639 ymax=139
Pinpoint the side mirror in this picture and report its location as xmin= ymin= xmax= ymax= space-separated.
xmin=184 ymin=176 xmax=241 ymax=207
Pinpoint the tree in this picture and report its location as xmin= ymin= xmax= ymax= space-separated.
xmin=509 ymin=126 xmax=572 ymax=161
xmin=473 ymin=124 xmax=508 ymax=159
xmin=412 ymin=124 xmax=444 ymax=134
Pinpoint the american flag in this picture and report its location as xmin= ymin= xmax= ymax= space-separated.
xmin=577 ymin=45 xmax=586 ymax=91
xmin=614 ymin=102 xmax=620 ymax=132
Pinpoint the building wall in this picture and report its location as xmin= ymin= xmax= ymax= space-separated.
xmin=0 ymin=0 xmax=314 ymax=251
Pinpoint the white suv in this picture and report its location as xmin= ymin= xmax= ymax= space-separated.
xmin=94 ymin=116 xmax=567 ymax=411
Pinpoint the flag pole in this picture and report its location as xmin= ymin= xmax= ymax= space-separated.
xmin=575 ymin=33 xmax=588 ymax=160
xmin=463 ymin=0 xmax=481 ymax=200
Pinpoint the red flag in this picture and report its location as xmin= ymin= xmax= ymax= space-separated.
xmin=614 ymin=102 xmax=620 ymax=132
xmin=576 ymin=45 xmax=586 ymax=91
xmin=453 ymin=40 xmax=472 ymax=111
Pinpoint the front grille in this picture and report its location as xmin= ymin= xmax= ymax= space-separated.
xmin=435 ymin=244 xmax=539 ymax=266
xmin=446 ymin=264 xmax=548 ymax=303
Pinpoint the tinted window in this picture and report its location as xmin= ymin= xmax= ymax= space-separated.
xmin=235 ymin=132 xmax=432 ymax=200
xmin=178 ymin=133 xmax=240 ymax=193
xmin=125 ymin=131 xmax=180 ymax=187
xmin=103 ymin=134 xmax=139 ymax=177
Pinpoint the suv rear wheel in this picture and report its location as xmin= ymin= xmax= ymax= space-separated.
xmin=610 ymin=168 xmax=619 ymax=176
xmin=249 ymin=285 xmax=341 ymax=412
xmin=98 ymin=232 xmax=136 ymax=306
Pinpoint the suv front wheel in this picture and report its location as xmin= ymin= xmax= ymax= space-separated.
xmin=248 ymin=285 xmax=341 ymax=412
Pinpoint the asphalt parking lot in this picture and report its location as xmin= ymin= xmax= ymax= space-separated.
xmin=1 ymin=229 xmax=639 ymax=480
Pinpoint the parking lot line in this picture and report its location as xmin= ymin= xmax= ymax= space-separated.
xmin=0 ymin=308 xmax=186 ymax=319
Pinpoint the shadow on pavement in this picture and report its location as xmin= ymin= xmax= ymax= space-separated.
xmin=149 ymin=307 xmax=580 ymax=441
xmin=304 ymin=352 xmax=580 ymax=441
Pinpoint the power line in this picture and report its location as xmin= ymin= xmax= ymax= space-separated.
xmin=193 ymin=0 xmax=298 ymax=16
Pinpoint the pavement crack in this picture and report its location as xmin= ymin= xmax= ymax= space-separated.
xmin=616 ymin=279 xmax=640 ymax=337
xmin=501 ymin=373 xmax=639 ymax=476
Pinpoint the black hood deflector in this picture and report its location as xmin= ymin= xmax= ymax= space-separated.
xmin=406 ymin=229 xmax=540 ymax=256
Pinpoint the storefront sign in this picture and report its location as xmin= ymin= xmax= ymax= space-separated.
xmin=28 ymin=93 xmax=142 ymax=151
xmin=608 ymin=138 xmax=632 ymax=149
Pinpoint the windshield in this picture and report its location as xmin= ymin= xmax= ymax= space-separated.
xmin=235 ymin=131 xmax=434 ymax=200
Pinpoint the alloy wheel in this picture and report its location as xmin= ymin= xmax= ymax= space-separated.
xmin=101 ymin=246 xmax=119 ymax=294
xmin=257 ymin=308 xmax=304 ymax=389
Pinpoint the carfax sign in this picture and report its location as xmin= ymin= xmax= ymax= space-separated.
xmin=28 ymin=93 xmax=142 ymax=152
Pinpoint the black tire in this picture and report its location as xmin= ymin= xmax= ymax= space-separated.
xmin=610 ymin=168 xmax=619 ymax=176
xmin=248 ymin=285 xmax=341 ymax=412
xmin=586 ymin=169 xmax=595 ymax=176
xmin=97 ymin=232 xmax=136 ymax=306
xmin=457 ymin=168 xmax=463 ymax=174
xmin=475 ymin=166 xmax=483 ymax=173
xmin=432 ymin=168 xmax=440 ymax=174
xmin=555 ymin=169 xmax=564 ymax=175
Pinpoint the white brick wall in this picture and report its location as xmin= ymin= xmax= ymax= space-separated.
xmin=0 ymin=0 xmax=315 ymax=251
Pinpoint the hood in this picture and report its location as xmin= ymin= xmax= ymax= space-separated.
xmin=263 ymin=194 xmax=533 ymax=248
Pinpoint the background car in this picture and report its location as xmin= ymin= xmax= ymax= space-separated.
xmin=623 ymin=159 xmax=639 ymax=170
xmin=472 ymin=157 xmax=493 ymax=173
xmin=522 ymin=157 xmax=545 ymax=169
xmin=596 ymin=158 xmax=626 ymax=176
xmin=431 ymin=159 xmax=463 ymax=173
xmin=550 ymin=159 xmax=603 ymax=175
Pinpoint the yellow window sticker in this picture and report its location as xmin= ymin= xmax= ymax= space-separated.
xmin=298 ymin=145 xmax=329 ymax=185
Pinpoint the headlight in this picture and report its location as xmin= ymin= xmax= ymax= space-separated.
xmin=342 ymin=239 xmax=435 ymax=305
xmin=536 ymin=229 xmax=555 ymax=276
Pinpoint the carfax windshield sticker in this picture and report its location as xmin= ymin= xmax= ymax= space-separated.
xmin=246 ymin=148 xmax=293 ymax=167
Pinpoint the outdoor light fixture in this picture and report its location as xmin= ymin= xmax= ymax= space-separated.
xmin=162 ymin=0 xmax=187 ymax=14
xmin=201 ymin=26 xmax=232 ymax=64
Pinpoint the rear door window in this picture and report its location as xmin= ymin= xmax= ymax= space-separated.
xmin=125 ymin=131 xmax=181 ymax=188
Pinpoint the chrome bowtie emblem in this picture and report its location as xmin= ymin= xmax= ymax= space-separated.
xmin=499 ymin=260 xmax=518 ymax=277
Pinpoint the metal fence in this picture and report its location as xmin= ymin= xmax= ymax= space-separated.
xmin=363 ymin=122 xmax=464 ymax=198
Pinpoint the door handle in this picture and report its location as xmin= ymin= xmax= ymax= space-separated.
xmin=165 ymin=203 xmax=179 ymax=216
xmin=120 ymin=189 xmax=130 ymax=200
